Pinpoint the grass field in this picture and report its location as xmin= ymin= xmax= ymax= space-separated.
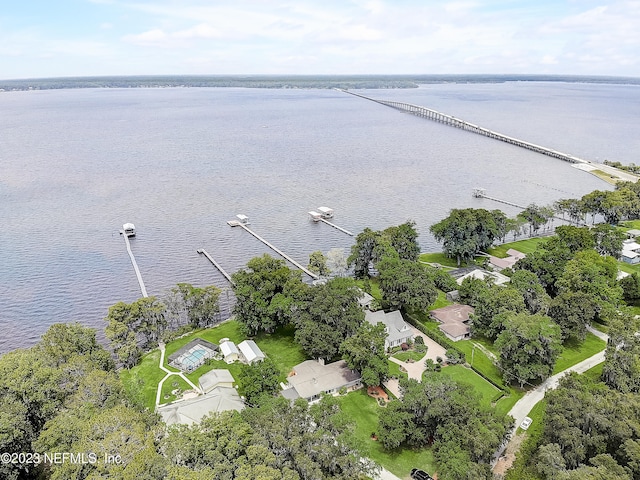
xmin=552 ymin=332 xmax=606 ymax=374
xmin=438 ymin=364 xmax=501 ymax=408
xmin=419 ymin=252 xmax=459 ymax=268
xmin=120 ymin=350 xmax=168 ymax=410
xmin=487 ymin=237 xmax=548 ymax=258
xmin=338 ymin=389 xmax=435 ymax=479
xmin=392 ymin=351 xmax=425 ymax=362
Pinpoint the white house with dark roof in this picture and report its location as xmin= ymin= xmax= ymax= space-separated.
xmin=237 ymin=340 xmax=265 ymax=364
xmin=282 ymin=359 xmax=361 ymax=403
xmin=365 ymin=309 xmax=413 ymax=350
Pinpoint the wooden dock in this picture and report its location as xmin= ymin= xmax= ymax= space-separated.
xmin=120 ymin=230 xmax=148 ymax=298
xmin=197 ymin=249 xmax=235 ymax=285
xmin=318 ymin=218 xmax=354 ymax=236
xmin=228 ymin=221 xmax=319 ymax=280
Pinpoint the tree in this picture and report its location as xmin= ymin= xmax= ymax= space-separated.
xmin=237 ymin=357 xmax=281 ymax=405
xmin=602 ymin=310 xmax=640 ymax=393
xmin=555 ymin=249 xmax=622 ymax=311
xmin=382 ymin=221 xmax=421 ymax=261
xmin=347 ymin=228 xmax=379 ymax=278
xmin=471 ymin=285 xmax=526 ymax=340
xmin=509 ymin=269 xmax=551 ymax=315
xmin=232 ymin=255 xmax=305 ymax=336
xmin=294 ymin=278 xmax=364 ymax=360
xmin=340 ymin=322 xmax=388 ymax=387
xmin=518 ymin=203 xmax=547 ymax=236
xmin=307 ymin=251 xmax=330 ymax=277
xmin=548 ymin=291 xmax=596 ymax=343
xmin=326 ymin=248 xmax=348 ymax=277
xmin=377 ymin=257 xmax=437 ymax=312
xmin=495 ymin=312 xmax=562 ymax=387
xmin=170 ymin=283 xmax=221 ymax=329
xmin=592 ymin=224 xmax=625 ymax=257
xmin=430 ymin=208 xmax=506 ymax=267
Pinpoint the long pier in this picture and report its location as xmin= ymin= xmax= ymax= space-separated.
xmin=228 ymin=221 xmax=319 ymax=280
xmin=120 ymin=231 xmax=148 ymax=298
xmin=197 ymin=249 xmax=235 ymax=285
xmin=319 ymin=218 xmax=354 ymax=236
xmin=342 ymin=90 xmax=593 ymax=165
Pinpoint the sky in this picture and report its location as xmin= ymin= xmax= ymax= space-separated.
xmin=1 ymin=0 xmax=639 ymax=79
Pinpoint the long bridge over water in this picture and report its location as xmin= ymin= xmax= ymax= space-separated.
xmin=341 ymin=90 xmax=639 ymax=184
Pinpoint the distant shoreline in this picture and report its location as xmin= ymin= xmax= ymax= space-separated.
xmin=1 ymin=74 xmax=640 ymax=92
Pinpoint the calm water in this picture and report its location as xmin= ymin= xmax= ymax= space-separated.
xmin=1 ymin=81 xmax=635 ymax=354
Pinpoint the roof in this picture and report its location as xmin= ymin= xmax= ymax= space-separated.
xmin=627 ymin=229 xmax=640 ymax=237
xmin=622 ymin=241 xmax=640 ymax=252
xmin=287 ymin=360 xmax=360 ymax=400
xmin=199 ymin=369 xmax=236 ymax=393
xmin=365 ymin=309 xmax=412 ymax=345
xmin=488 ymin=249 xmax=526 ymax=270
xmin=123 ymin=223 xmax=135 ymax=230
xmin=237 ymin=340 xmax=265 ymax=363
xmin=430 ymin=304 xmax=474 ymax=324
xmin=157 ymin=387 xmax=244 ymax=426
xmin=317 ymin=206 xmax=333 ymax=213
xmin=506 ymin=248 xmax=526 ymax=259
xmin=220 ymin=341 xmax=239 ymax=358
xmin=438 ymin=322 xmax=470 ymax=339
xmin=358 ymin=291 xmax=375 ymax=308
xmin=455 ymin=268 xmax=510 ymax=286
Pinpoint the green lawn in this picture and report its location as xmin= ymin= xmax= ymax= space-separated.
xmin=119 ymin=350 xmax=167 ymax=410
xmin=487 ymin=237 xmax=548 ymax=258
xmin=419 ymin=252 xmax=459 ymax=268
xmin=254 ymin=325 xmax=310 ymax=380
xmin=552 ymin=332 xmax=606 ymax=374
xmin=388 ymin=360 xmax=408 ymax=383
xmin=356 ymin=278 xmax=384 ymax=303
xmin=338 ymin=389 xmax=435 ymax=479
xmin=393 ymin=351 xmax=426 ymax=363
xmin=427 ymin=290 xmax=453 ymax=311
xmin=160 ymin=376 xmax=191 ymax=404
xmin=438 ymin=364 xmax=501 ymax=408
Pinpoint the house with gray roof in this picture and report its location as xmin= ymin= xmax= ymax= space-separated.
xmin=365 ymin=309 xmax=413 ymax=350
xmin=157 ymin=386 xmax=244 ymax=426
xmin=282 ymin=359 xmax=361 ymax=403
xmin=198 ymin=369 xmax=235 ymax=393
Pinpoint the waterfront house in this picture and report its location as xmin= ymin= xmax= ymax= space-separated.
xmin=365 ymin=309 xmax=413 ymax=350
xmin=281 ymin=359 xmax=361 ymax=403
xmin=157 ymin=386 xmax=244 ymax=426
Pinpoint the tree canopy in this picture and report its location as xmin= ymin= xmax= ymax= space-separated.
xmin=430 ymin=208 xmax=507 ymax=267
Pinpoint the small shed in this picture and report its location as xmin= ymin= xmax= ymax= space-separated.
xmin=317 ymin=207 xmax=334 ymax=219
xmin=122 ymin=223 xmax=136 ymax=237
xmin=219 ymin=340 xmax=239 ymax=364
xmin=236 ymin=214 xmax=249 ymax=224
xmin=238 ymin=340 xmax=266 ymax=364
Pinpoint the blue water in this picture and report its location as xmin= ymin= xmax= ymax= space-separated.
xmin=1 ymin=81 xmax=636 ymax=354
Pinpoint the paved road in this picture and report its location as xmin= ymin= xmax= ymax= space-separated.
xmin=494 ymin=325 xmax=609 ymax=464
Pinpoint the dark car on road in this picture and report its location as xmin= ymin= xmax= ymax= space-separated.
xmin=410 ymin=468 xmax=433 ymax=480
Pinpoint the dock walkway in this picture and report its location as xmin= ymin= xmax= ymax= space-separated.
xmin=120 ymin=230 xmax=148 ymax=298
xmin=229 ymin=221 xmax=319 ymax=280
xmin=318 ymin=218 xmax=354 ymax=236
xmin=197 ymin=249 xmax=235 ymax=285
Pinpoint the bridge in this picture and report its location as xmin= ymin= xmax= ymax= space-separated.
xmin=342 ymin=90 xmax=589 ymax=164
xmin=341 ymin=90 xmax=640 ymax=184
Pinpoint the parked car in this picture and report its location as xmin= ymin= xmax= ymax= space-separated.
xmin=520 ymin=417 xmax=533 ymax=430
xmin=410 ymin=468 xmax=433 ymax=480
